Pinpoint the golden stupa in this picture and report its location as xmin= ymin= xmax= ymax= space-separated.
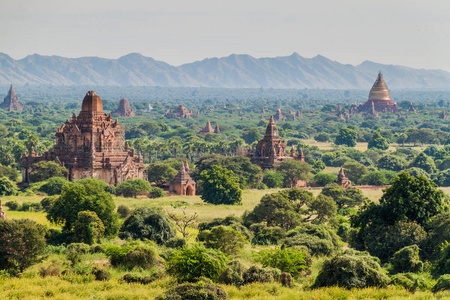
xmin=360 ymin=72 xmax=398 ymax=114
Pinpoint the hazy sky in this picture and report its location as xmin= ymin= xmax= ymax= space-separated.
xmin=2 ymin=0 xmax=450 ymax=70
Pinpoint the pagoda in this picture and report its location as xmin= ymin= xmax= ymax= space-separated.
xmin=337 ymin=167 xmax=350 ymax=188
xmin=0 ymin=200 xmax=6 ymax=220
xmin=165 ymin=104 xmax=192 ymax=119
xmin=21 ymin=91 xmax=146 ymax=185
xmin=360 ymin=73 xmax=399 ymax=114
xmin=113 ymin=98 xmax=135 ymax=117
xmin=1 ymin=84 xmax=24 ymax=111
xmin=198 ymin=120 xmax=215 ymax=135
xmin=169 ymin=160 xmax=196 ymax=196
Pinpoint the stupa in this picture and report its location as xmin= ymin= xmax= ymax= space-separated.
xmin=165 ymin=104 xmax=192 ymax=119
xmin=21 ymin=91 xmax=146 ymax=185
xmin=1 ymin=84 xmax=24 ymax=111
xmin=168 ymin=161 xmax=196 ymax=196
xmin=360 ymin=73 xmax=398 ymax=114
xmin=337 ymin=167 xmax=350 ymax=188
xmin=113 ymin=98 xmax=135 ymax=117
xmin=0 ymin=199 xmax=6 ymax=220
xmin=198 ymin=120 xmax=216 ymax=135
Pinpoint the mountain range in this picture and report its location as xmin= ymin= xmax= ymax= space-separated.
xmin=1 ymin=52 xmax=450 ymax=90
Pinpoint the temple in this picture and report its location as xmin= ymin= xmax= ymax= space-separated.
xmin=273 ymin=109 xmax=286 ymax=121
xmin=168 ymin=159 xmax=196 ymax=196
xmin=165 ymin=104 xmax=192 ymax=119
xmin=0 ymin=200 xmax=6 ymax=220
xmin=359 ymin=73 xmax=399 ymax=114
xmin=249 ymin=115 xmax=295 ymax=169
xmin=198 ymin=120 xmax=220 ymax=136
xmin=1 ymin=84 xmax=24 ymax=111
xmin=21 ymin=91 xmax=146 ymax=185
xmin=113 ymin=98 xmax=135 ymax=117
xmin=337 ymin=167 xmax=350 ymax=188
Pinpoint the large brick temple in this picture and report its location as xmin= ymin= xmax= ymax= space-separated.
xmin=21 ymin=91 xmax=146 ymax=185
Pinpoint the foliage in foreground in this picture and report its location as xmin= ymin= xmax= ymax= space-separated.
xmin=155 ymin=281 xmax=228 ymax=300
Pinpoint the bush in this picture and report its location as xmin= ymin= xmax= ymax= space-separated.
xmin=91 ymin=267 xmax=111 ymax=281
xmin=117 ymin=205 xmax=130 ymax=219
xmin=116 ymin=179 xmax=152 ymax=198
xmin=280 ymin=272 xmax=294 ymax=287
xmin=258 ymin=247 xmax=308 ymax=278
xmin=119 ymin=207 xmax=176 ymax=244
xmin=390 ymin=273 xmax=431 ymax=292
xmin=155 ymin=281 xmax=228 ymax=300
xmin=166 ymin=243 xmax=228 ymax=282
xmin=106 ymin=243 xmax=158 ymax=270
xmin=40 ymin=196 xmax=57 ymax=212
xmin=39 ymin=262 xmax=61 ymax=277
xmin=73 ymin=211 xmax=105 ymax=245
xmin=165 ymin=237 xmax=187 ymax=249
xmin=389 ymin=245 xmax=423 ymax=274
xmin=4 ymin=200 xmax=19 ymax=210
xmin=433 ymin=242 xmax=450 ymax=277
xmin=262 ymin=170 xmax=284 ymax=188
xmin=0 ymin=176 xmax=17 ymax=196
xmin=249 ymin=223 xmax=285 ymax=245
xmin=29 ymin=161 xmax=68 ymax=183
xmin=66 ymin=243 xmax=90 ymax=266
xmin=243 ymin=265 xmax=281 ymax=284
xmin=282 ymin=234 xmax=334 ymax=257
xmin=38 ymin=177 xmax=69 ymax=195
xmin=198 ymin=226 xmax=247 ymax=254
xmin=313 ymin=173 xmax=338 ymax=187
xmin=149 ymin=186 xmax=166 ymax=198
xmin=433 ymin=274 xmax=450 ymax=293
xmin=122 ymin=270 xmax=164 ymax=284
xmin=218 ymin=260 xmax=247 ymax=286
xmin=313 ymin=250 xmax=389 ymax=289
xmin=200 ymin=165 xmax=242 ymax=205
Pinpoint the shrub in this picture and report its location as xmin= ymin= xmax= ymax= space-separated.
xmin=280 ymin=272 xmax=294 ymax=287
xmin=122 ymin=270 xmax=164 ymax=284
xmin=39 ymin=262 xmax=61 ymax=277
xmin=0 ymin=176 xmax=17 ymax=196
xmin=91 ymin=267 xmax=111 ymax=281
xmin=249 ymin=223 xmax=285 ymax=245
xmin=29 ymin=161 xmax=68 ymax=183
xmin=4 ymin=200 xmax=19 ymax=210
xmin=313 ymin=173 xmax=338 ymax=187
xmin=116 ymin=205 xmax=130 ymax=218
xmin=433 ymin=242 xmax=450 ymax=277
xmin=433 ymin=275 xmax=450 ymax=293
xmin=389 ymin=245 xmax=423 ymax=274
xmin=38 ymin=177 xmax=69 ymax=195
xmin=119 ymin=207 xmax=176 ymax=244
xmin=165 ymin=237 xmax=187 ymax=249
xmin=155 ymin=281 xmax=228 ymax=300
xmin=40 ymin=196 xmax=57 ymax=212
xmin=66 ymin=243 xmax=90 ymax=266
xmin=218 ymin=260 xmax=247 ymax=286
xmin=116 ymin=179 xmax=152 ymax=198
xmin=72 ymin=211 xmax=105 ymax=245
xmin=313 ymin=250 xmax=389 ymax=289
xmin=19 ymin=202 xmax=42 ymax=212
xmin=166 ymin=243 xmax=228 ymax=282
xmin=282 ymin=234 xmax=334 ymax=256
xmin=200 ymin=165 xmax=242 ymax=205
xmin=149 ymin=187 xmax=166 ymax=198
xmin=262 ymin=170 xmax=284 ymax=188
xmin=258 ymin=247 xmax=307 ymax=278
xmin=106 ymin=243 xmax=158 ymax=270
xmin=198 ymin=226 xmax=247 ymax=254
xmin=243 ymin=265 xmax=281 ymax=284
xmin=391 ymin=273 xmax=431 ymax=292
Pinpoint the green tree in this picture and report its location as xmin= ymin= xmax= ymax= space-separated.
xmin=200 ymin=165 xmax=242 ymax=205
xmin=321 ymin=183 xmax=366 ymax=209
xmin=368 ymin=131 xmax=389 ymax=150
xmin=409 ymin=153 xmax=437 ymax=174
xmin=314 ymin=132 xmax=331 ymax=142
xmin=359 ymin=170 xmax=397 ymax=185
xmin=0 ymin=176 xmax=17 ymax=196
xmin=335 ymin=127 xmax=358 ymax=147
xmin=276 ymin=160 xmax=312 ymax=188
xmin=307 ymin=194 xmax=337 ymax=222
xmin=0 ymin=219 xmax=46 ymax=273
xmin=258 ymin=248 xmax=307 ymax=278
xmin=242 ymin=127 xmax=262 ymax=144
xmin=342 ymin=162 xmax=368 ymax=184
xmin=38 ymin=177 xmax=69 ymax=195
xmin=377 ymin=155 xmax=407 ymax=171
xmin=47 ymin=178 xmax=119 ymax=236
xmin=313 ymin=173 xmax=338 ymax=187
xmin=119 ymin=207 xmax=176 ymax=244
xmin=73 ymin=211 xmax=105 ymax=245
xmin=116 ymin=179 xmax=152 ymax=198
xmin=0 ymin=165 xmax=19 ymax=181
xmin=198 ymin=225 xmax=247 ymax=254
xmin=29 ymin=161 xmax=68 ymax=183
xmin=147 ymin=162 xmax=178 ymax=186
xmin=262 ymin=170 xmax=284 ymax=188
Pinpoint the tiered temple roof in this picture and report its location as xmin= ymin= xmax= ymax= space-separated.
xmin=359 ymin=73 xmax=398 ymax=114
xmin=1 ymin=84 xmax=24 ymax=111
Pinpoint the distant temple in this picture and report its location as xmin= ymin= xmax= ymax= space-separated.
xmin=337 ymin=167 xmax=350 ymax=188
xmin=359 ymin=73 xmax=398 ymax=114
xmin=273 ymin=109 xmax=286 ymax=121
xmin=169 ymin=159 xmax=196 ymax=196
xmin=198 ymin=120 xmax=220 ymax=135
xmin=165 ymin=104 xmax=193 ymax=119
xmin=439 ymin=110 xmax=449 ymax=120
xmin=408 ymin=102 xmax=417 ymax=113
xmin=113 ymin=98 xmax=135 ymax=117
xmin=21 ymin=91 xmax=146 ymax=185
xmin=0 ymin=200 xmax=6 ymax=220
xmin=1 ymin=84 xmax=24 ymax=111
xmin=249 ymin=115 xmax=304 ymax=170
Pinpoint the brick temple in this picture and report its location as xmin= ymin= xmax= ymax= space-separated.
xmin=1 ymin=84 xmax=24 ymax=111
xmin=21 ymin=91 xmax=146 ymax=185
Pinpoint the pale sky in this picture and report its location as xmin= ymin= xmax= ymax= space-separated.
xmin=1 ymin=0 xmax=450 ymax=70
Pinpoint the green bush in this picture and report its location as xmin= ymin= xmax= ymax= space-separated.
xmin=4 ymin=200 xmax=19 ymax=210
xmin=262 ymin=170 xmax=284 ymax=188
xmin=166 ymin=243 xmax=228 ymax=282
xmin=0 ymin=176 xmax=17 ymax=196
xmin=38 ymin=177 xmax=69 ymax=195
xmin=313 ymin=250 xmax=389 ymax=289
xmin=91 ymin=267 xmax=111 ymax=281
xmin=155 ymin=281 xmax=228 ymax=300
xmin=243 ymin=265 xmax=281 ymax=284
xmin=72 ymin=211 xmax=105 ymax=245
xmin=149 ymin=186 xmax=166 ymax=198
xmin=40 ymin=196 xmax=57 ymax=212
xmin=433 ymin=274 xmax=450 ymax=293
xmin=19 ymin=202 xmax=42 ymax=212
xmin=218 ymin=260 xmax=247 ymax=286
xmin=258 ymin=247 xmax=308 ymax=278
xmin=249 ymin=223 xmax=285 ymax=245
xmin=116 ymin=205 xmax=130 ymax=219
xmin=282 ymin=234 xmax=334 ymax=256
xmin=200 ymin=165 xmax=242 ymax=205
xmin=313 ymin=173 xmax=338 ymax=187
xmin=198 ymin=226 xmax=247 ymax=254
xmin=29 ymin=161 xmax=68 ymax=183
xmin=106 ymin=242 xmax=158 ymax=270
xmin=65 ymin=243 xmax=90 ymax=266
xmin=389 ymin=245 xmax=423 ymax=274
xmin=119 ymin=207 xmax=176 ymax=244
xmin=433 ymin=242 xmax=450 ymax=277
xmin=116 ymin=179 xmax=152 ymax=198
xmin=390 ymin=273 xmax=431 ymax=292
xmin=165 ymin=237 xmax=187 ymax=249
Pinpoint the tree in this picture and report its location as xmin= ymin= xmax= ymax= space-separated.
xmin=29 ymin=161 xmax=68 ymax=183
xmin=0 ymin=165 xmax=19 ymax=181
xmin=199 ymin=225 xmax=247 ymax=254
xmin=409 ymin=153 xmax=437 ymax=174
xmin=368 ymin=131 xmax=389 ymax=150
xmin=38 ymin=177 xmax=69 ymax=195
xmin=166 ymin=243 xmax=228 ymax=282
xmin=73 ymin=211 xmax=105 ymax=245
xmin=47 ymin=178 xmax=119 ymax=236
xmin=313 ymin=173 xmax=337 ymax=187
xmin=321 ymin=183 xmax=366 ymax=209
xmin=168 ymin=208 xmax=198 ymax=238
xmin=377 ymin=155 xmax=407 ymax=172
xmin=335 ymin=127 xmax=358 ymax=147
xmin=342 ymin=162 xmax=368 ymax=184
xmin=200 ymin=165 xmax=242 ymax=205
xmin=147 ymin=162 xmax=178 ymax=186
xmin=262 ymin=170 xmax=284 ymax=188
xmin=276 ymin=160 xmax=312 ymax=188
xmin=389 ymin=245 xmax=423 ymax=274
xmin=307 ymin=194 xmax=337 ymax=222
xmin=258 ymin=248 xmax=308 ymax=278
xmin=242 ymin=127 xmax=262 ymax=144
xmin=0 ymin=176 xmax=17 ymax=196
xmin=314 ymin=133 xmax=331 ymax=142
xmin=0 ymin=219 xmax=46 ymax=273
xmin=359 ymin=170 xmax=397 ymax=185
xmin=119 ymin=207 xmax=176 ymax=244
xmin=116 ymin=179 xmax=152 ymax=198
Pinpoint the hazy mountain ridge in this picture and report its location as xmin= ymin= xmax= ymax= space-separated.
xmin=1 ymin=52 xmax=450 ymax=89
